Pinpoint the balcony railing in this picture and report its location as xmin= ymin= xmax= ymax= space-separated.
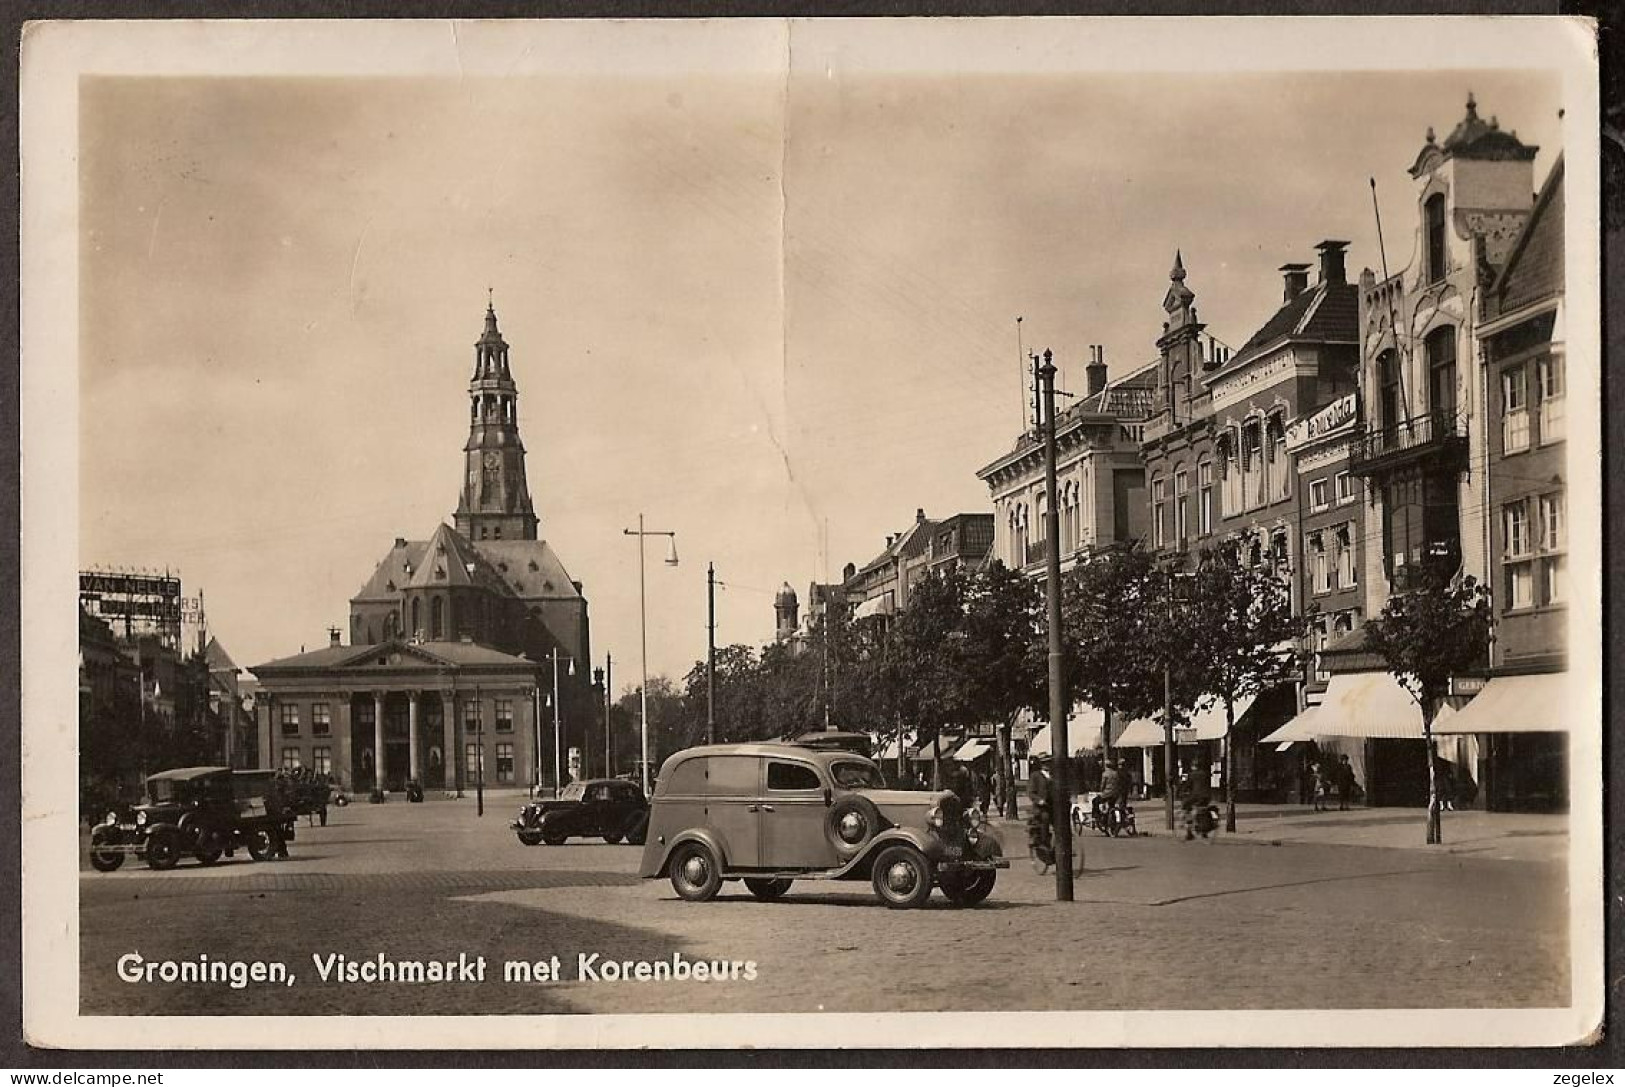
xmin=1350 ymin=411 xmax=1468 ymax=476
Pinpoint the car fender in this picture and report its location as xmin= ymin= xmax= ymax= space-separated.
xmin=640 ymin=826 xmax=729 ymax=879
xmin=832 ymin=826 xmax=942 ymax=877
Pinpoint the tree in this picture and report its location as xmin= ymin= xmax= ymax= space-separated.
xmin=678 ymin=643 xmax=763 ymax=747
xmin=960 ymin=560 xmax=1046 ymax=816
xmin=1363 ymin=571 xmax=1492 ymax=844
xmin=886 ymin=568 xmax=973 ymax=788
xmin=1183 ymin=548 xmax=1307 ymax=831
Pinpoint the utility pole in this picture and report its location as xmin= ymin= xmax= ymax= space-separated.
xmin=1163 ymin=568 xmax=1177 ymax=833
xmin=604 ymin=654 xmax=613 ymax=778
xmin=707 ymin=562 xmax=717 ymax=745
xmin=623 ymin=516 xmax=678 ymax=796
xmin=474 ymin=686 xmax=484 ymax=818
xmin=1036 ymin=349 xmax=1075 ymax=902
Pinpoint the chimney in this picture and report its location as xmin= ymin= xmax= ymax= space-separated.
xmin=1316 ymin=240 xmax=1349 ymax=286
xmin=842 ymin=561 xmax=856 ymax=581
xmin=1280 ymin=263 xmax=1311 ymax=302
xmin=394 ymin=537 xmax=408 ymax=549
xmin=328 ymin=628 xmax=342 ymax=648
xmin=886 ymin=535 xmax=895 ymax=548
xmin=1086 ymin=345 xmax=1108 ymax=397
xmin=916 ymin=508 xmax=926 ymax=524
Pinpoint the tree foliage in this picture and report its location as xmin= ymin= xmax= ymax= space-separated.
xmin=1364 ymin=571 xmax=1492 ymax=720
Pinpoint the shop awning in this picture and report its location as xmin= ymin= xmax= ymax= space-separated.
xmin=1433 ymin=674 xmax=1569 ymax=734
xmin=1113 ymin=717 xmax=1176 ymax=748
xmin=1262 ymin=707 xmax=1320 ymax=745
xmin=953 ymin=740 xmax=992 ymax=762
xmin=1179 ymin=694 xmax=1258 ymax=742
xmin=908 ymin=736 xmax=958 ymax=760
xmin=1297 ymin=672 xmax=1456 ymax=739
xmin=853 ymin=593 xmax=893 ymax=620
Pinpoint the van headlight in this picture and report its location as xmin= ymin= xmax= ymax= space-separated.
xmin=135 ymin=811 xmax=147 ymax=827
xmin=925 ymin=805 xmax=944 ymax=831
xmin=102 ymin=811 xmax=118 ymax=827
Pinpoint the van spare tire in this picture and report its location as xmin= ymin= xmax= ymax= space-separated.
xmin=824 ymin=794 xmax=883 ymax=858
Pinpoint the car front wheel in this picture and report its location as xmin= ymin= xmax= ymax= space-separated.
xmin=870 ymin=845 xmax=933 ymax=909
xmin=245 ymin=830 xmax=272 ymax=861
xmin=88 ymin=845 xmax=125 ymax=872
xmin=602 ymin=832 xmax=624 ymax=844
xmin=144 ymin=829 xmax=182 ymax=871
xmin=744 ymin=877 xmax=792 ymax=901
xmin=668 ymin=842 xmax=722 ymax=902
xmin=516 ymin=830 xmax=543 ymax=847
xmin=939 ymin=870 xmax=996 ymax=906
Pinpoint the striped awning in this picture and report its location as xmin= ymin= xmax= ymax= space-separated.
xmin=1433 ymin=674 xmax=1568 ymax=734
xmin=953 ymin=741 xmax=992 ymax=762
xmin=853 ymin=593 xmax=894 ymax=620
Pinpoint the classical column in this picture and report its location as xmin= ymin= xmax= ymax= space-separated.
xmin=258 ymin=694 xmax=274 ymax=771
xmin=372 ymin=690 xmax=387 ymax=792
xmin=408 ymin=691 xmax=422 ymax=783
xmin=440 ymin=693 xmax=456 ymax=792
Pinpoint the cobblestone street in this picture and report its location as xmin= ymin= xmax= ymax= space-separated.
xmin=79 ymin=796 xmax=1570 ymax=1016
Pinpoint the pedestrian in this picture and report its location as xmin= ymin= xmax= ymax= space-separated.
xmin=1179 ymin=761 xmax=1213 ymax=841
xmin=1335 ymin=754 xmax=1356 ymax=811
xmin=1311 ymin=761 xmax=1328 ymax=812
xmin=1434 ymin=756 xmax=1457 ymax=812
xmin=264 ymin=770 xmax=292 ymax=859
xmin=972 ymin=768 xmax=992 ymax=817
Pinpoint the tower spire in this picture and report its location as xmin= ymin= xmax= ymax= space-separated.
xmin=456 ymin=298 xmax=538 ymax=542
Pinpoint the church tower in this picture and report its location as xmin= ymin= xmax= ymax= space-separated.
xmin=454 ymin=298 xmax=540 ymax=542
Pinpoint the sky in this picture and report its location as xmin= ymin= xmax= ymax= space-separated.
xmin=76 ymin=28 xmax=1567 ymax=688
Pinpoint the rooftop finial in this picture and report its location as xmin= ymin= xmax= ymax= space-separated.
xmin=1466 ymin=91 xmax=1477 ymax=117
xmin=1425 ymin=125 xmax=1436 ymax=144
xmin=1171 ymin=249 xmax=1186 ymax=281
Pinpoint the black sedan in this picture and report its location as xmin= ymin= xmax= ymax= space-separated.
xmin=511 ymin=778 xmax=648 ymax=846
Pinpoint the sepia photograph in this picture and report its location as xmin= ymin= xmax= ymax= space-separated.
xmin=20 ymin=17 xmax=1602 ymax=1049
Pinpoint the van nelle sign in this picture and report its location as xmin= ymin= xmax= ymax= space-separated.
xmin=1285 ymin=392 xmax=1358 ymax=451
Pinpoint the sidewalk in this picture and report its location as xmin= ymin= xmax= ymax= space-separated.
xmin=995 ymin=799 xmax=1569 ymax=862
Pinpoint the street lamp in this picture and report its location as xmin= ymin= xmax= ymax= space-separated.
xmin=623 ymin=514 xmax=678 ymax=796
xmin=547 ymin=647 xmax=575 ymax=798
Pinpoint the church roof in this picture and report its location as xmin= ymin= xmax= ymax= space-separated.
xmin=472 ymin=539 xmax=584 ymax=601
xmin=352 ymin=525 xmax=520 ymax=603
xmin=203 ymin=636 xmax=237 ymax=673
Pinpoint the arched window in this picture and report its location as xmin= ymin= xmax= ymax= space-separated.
xmin=1378 ymin=350 xmax=1403 ymax=434
xmin=1266 ymin=414 xmax=1289 ymax=501
xmin=1425 ymin=192 xmax=1447 ymax=284
xmin=1426 ymin=326 xmax=1457 ymax=427
xmin=1151 ymin=474 xmax=1167 ymax=548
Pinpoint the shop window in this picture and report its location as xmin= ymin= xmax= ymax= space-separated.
xmin=1502 ymin=365 xmax=1530 ymax=453
xmin=1197 ymin=460 xmax=1213 ymax=536
xmin=1151 ymin=476 xmax=1166 ymax=549
xmin=1503 ymin=499 xmax=1534 ymax=609
xmin=1335 ymin=471 xmax=1357 ymax=505
xmin=1310 ymin=533 xmax=1330 ymax=595
xmin=1335 ymin=525 xmax=1357 ymax=589
xmin=1173 ymin=468 xmax=1189 ymax=545
xmin=1537 ymin=355 xmax=1565 ymax=444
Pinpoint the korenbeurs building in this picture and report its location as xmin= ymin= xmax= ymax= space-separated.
xmin=250 ymin=302 xmax=591 ymax=794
